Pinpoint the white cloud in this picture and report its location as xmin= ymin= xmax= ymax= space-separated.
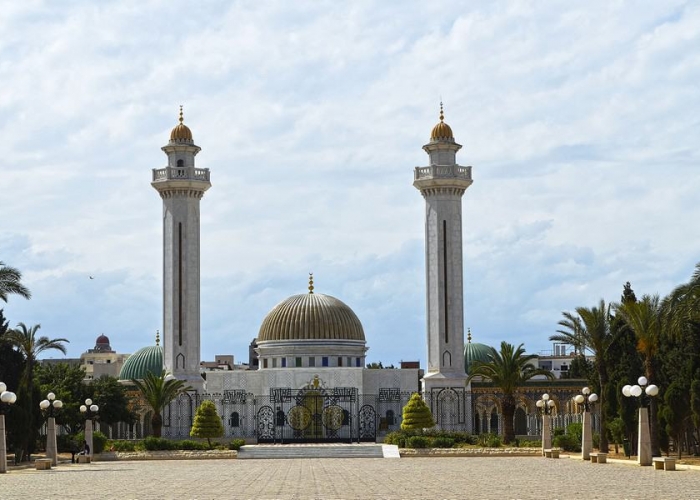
xmin=1 ymin=0 xmax=699 ymax=366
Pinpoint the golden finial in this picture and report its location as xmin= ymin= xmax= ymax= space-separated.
xmin=179 ymin=105 xmax=184 ymax=124
xmin=439 ymin=101 xmax=444 ymax=122
xmin=467 ymin=328 xmax=472 ymax=343
xmin=308 ymin=273 xmax=314 ymax=294
xmin=155 ymin=330 xmax=160 ymax=346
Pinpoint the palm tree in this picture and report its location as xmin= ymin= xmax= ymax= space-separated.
xmin=131 ymin=370 xmax=191 ymax=438
xmin=614 ymin=295 xmax=663 ymax=456
xmin=0 ymin=261 xmax=31 ymax=302
xmin=550 ymin=299 xmax=615 ymax=453
xmin=663 ymin=263 xmax=700 ymax=339
xmin=467 ymin=341 xmax=554 ymax=444
xmin=3 ymin=323 xmax=68 ymax=458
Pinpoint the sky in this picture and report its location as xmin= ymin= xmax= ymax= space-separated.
xmin=1 ymin=1 xmax=699 ymax=368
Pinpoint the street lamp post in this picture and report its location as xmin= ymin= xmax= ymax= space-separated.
xmin=0 ymin=382 xmax=18 ymax=474
xmin=80 ymin=399 xmax=99 ymax=459
xmin=39 ymin=392 xmax=63 ymax=466
xmin=573 ymin=386 xmax=598 ymax=460
xmin=622 ymin=376 xmax=659 ymax=466
xmin=536 ymin=393 xmax=556 ymax=456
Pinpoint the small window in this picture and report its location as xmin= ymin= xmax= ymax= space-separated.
xmin=309 ymin=357 xmax=316 ymax=367
xmin=281 ymin=358 xmax=287 ymax=368
xmin=276 ymin=410 xmax=285 ymax=426
xmin=347 ymin=357 xmax=352 ymax=367
xmin=338 ymin=357 xmax=343 ymax=367
xmin=342 ymin=409 xmax=350 ymax=425
xmin=272 ymin=358 xmax=277 ymax=368
xmin=229 ymin=412 xmax=240 ymax=427
xmin=322 ymin=357 xmax=329 ymax=367
xmin=263 ymin=358 xmax=268 ymax=368
xmin=295 ymin=357 xmax=302 ymax=368
xmin=177 ymin=159 xmax=184 ymax=168
xmin=355 ymin=357 xmax=361 ymax=367
xmin=386 ymin=410 xmax=395 ymax=425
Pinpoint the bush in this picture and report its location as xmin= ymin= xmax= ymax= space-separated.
xmin=383 ymin=431 xmax=405 ymax=446
xmin=406 ymin=436 xmax=430 ymax=449
xmin=178 ymin=440 xmax=208 ymax=450
xmin=76 ymin=431 xmax=108 ymax=454
xmin=107 ymin=440 xmax=137 ymax=452
xmin=431 ymin=437 xmax=455 ymax=448
xmin=57 ymin=434 xmax=80 ymax=453
xmin=477 ymin=433 xmax=502 ymax=447
xmin=423 ymin=430 xmax=476 ymax=445
xmin=553 ymin=433 xmax=580 ymax=452
xmin=229 ymin=439 xmax=246 ymax=451
xmin=143 ymin=436 xmax=175 ymax=451
xmin=517 ymin=439 xmax=541 ymax=448
xmin=567 ymin=423 xmax=583 ymax=443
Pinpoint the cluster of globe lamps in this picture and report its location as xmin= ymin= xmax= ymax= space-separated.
xmin=573 ymin=387 xmax=598 ymax=460
xmin=39 ymin=392 xmax=63 ymax=466
xmin=622 ymin=376 xmax=658 ymax=466
xmin=536 ymin=393 xmax=556 ymax=455
xmin=80 ymin=398 xmax=99 ymax=459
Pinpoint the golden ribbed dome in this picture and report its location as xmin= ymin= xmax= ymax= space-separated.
xmin=170 ymin=106 xmax=193 ymax=142
xmin=257 ymin=291 xmax=365 ymax=342
xmin=430 ymin=102 xmax=454 ymax=141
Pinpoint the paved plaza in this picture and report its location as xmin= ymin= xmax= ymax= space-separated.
xmin=3 ymin=456 xmax=700 ymax=500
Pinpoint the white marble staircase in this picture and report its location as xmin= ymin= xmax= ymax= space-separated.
xmin=237 ymin=444 xmax=399 ymax=459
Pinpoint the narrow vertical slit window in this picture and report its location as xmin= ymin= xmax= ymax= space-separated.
xmin=178 ymin=222 xmax=183 ymax=346
xmin=443 ymin=219 xmax=448 ymax=344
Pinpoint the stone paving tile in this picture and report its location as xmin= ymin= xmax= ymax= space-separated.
xmin=2 ymin=457 xmax=700 ymax=500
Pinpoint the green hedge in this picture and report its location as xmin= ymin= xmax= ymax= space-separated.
xmin=107 ymin=440 xmax=137 ymax=452
xmin=228 ymin=439 xmax=246 ymax=450
xmin=406 ymin=436 xmax=430 ymax=448
xmin=384 ymin=430 xmax=480 ymax=448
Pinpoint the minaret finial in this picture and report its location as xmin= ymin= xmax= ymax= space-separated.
xmin=467 ymin=328 xmax=472 ymax=343
xmin=179 ymin=105 xmax=184 ymax=124
xmin=439 ymin=101 xmax=444 ymax=122
xmin=156 ymin=329 xmax=160 ymax=346
xmin=308 ymin=273 xmax=314 ymax=294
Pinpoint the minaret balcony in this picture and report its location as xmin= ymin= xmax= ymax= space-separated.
xmin=414 ymin=165 xmax=472 ymax=181
xmin=152 ymin=166 xmax=210 ymax=183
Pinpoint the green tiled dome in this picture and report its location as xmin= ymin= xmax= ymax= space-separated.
xmin=464 ymin=332 xmax=492 ymax=375
xmin=118 ymin=345 xmax=163 ymax=381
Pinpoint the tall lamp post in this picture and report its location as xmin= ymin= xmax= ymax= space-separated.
xmin=80 ymin=399 xmax=99 ymax=459
xmin=536 ymin=393 xmax=556 ymax=456
xmin=0 ymin=382 xmax=18 ymax=474
xmin=622 ymin=376 xmax=659 ymax=466
xmin=39 ymin=392 xmax=63 ymax=466
xmin=573 ymin=387 xmax=598 ymax=460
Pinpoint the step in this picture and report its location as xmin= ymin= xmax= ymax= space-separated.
xmin=237 ymin=444 xmax=395 ymax=460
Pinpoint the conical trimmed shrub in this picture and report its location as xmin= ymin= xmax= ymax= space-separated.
xmin=190 ymin=400 xmax=224 ymax=448
xmin=401 ymin=393 xmax=435 ymax=431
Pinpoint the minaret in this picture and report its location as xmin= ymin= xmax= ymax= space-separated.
xmin=414 ymin=104 xmax=473 ymax=421
xmin=151 ymin=107 xmax=211 ymax=389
